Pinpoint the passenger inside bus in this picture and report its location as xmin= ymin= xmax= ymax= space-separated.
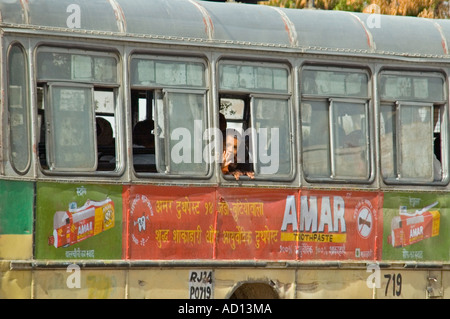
xmin=132 ymin=119 xmax=156 ymax=169
xmin=222 ymin=128 xmax=254 ymax=180
xmin=97 ymin=117 xmax=114 ymax=146
xmin=96 ymin=117 xmax=115 ymax=169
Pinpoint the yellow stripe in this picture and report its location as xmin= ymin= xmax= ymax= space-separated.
xmin=0 ymin=234 xmax=32 ymax=259
xmin=281 ymin=232 xmax=346 ymax=243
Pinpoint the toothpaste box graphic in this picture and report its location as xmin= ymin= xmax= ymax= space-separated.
xmin=388 ymin=201 xmax=440 ymax=248
xmin=48 ymin=198 xmax=115 ymax=248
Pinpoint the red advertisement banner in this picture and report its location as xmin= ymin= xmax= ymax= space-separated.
xmin=125 ymin=186 xmax=382 ymax=261
xmin=125 ymin=186 xmax=216 ymax=260
xmin=215 ymin=188 xmax=297 ymax=260
xmin=287 ymin=190 xmax=382 ymax=260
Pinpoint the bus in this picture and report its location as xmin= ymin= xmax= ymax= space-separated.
xmin=1 ymin=0 xmax=450 ymax=299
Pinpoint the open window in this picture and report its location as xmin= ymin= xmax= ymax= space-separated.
xmin=218 ymin=60 xmax=293 ymax=180
xmin=130 ymin=56 xmax=209 ymax=177
xmin=379 ymin=71 xmax=447 ymax=183
xmin=36 ymin=47 xmax=119 ymax=173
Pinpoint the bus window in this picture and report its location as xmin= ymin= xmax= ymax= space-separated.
xmin=130 ymin=56 xmax=208 ymax=176
xmin=379 ymin=72 xmax=446 ymax=183
xmin=95 ymin=90 xmax=116 ymax=171
xmin=36 ymin=48 xmax=119 ymax=173
xmin=8 ymin=43 xmax=30 ymax=174
xmin=300 ymin=67 xmax=370 ymax=182
xmin=218 ymin=61 xmax=293 ymax=180
xmin=130 ymin=90 xmax=156 ymax=173
xmin=219 ymin=95 xmax=254 ymax=180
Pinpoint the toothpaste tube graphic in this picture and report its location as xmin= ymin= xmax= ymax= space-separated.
xmin=388 ymin=201 xmax=440 ymax=248
xmin=48 ymin=198 xmax=115 ymax=248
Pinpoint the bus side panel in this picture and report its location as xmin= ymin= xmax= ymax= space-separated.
xmin=33 ymin=269 xmax=127 ymax=299
xmin=34 ymin=182 xmax=123 ymax=260
xmin=0 ymin=179 xmax=33 ymax=260
xmin=0 ymin=180 xmax=33 ymax=298
xmin=126 ymin=185 xmax=216 ymax=260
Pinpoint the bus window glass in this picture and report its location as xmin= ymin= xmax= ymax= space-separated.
xmin=381 ymin=103 xmax=438 ymax=182
xmin=379 ymin=71 xmax=446 ymax=183
xmin=157 ymin=91 xmax=207 ymax=175
xmin=302 ymin=101 xmax=330 ymax=178
xmin=253 ymin=98 xmax=291 ymax=176
xmin=131 ymin=59 xmax=205 ymax=87
xmin=220 ymin=98 xmax=245 ymax=120
xmin=220 ymin=98 xmax=246 ymax=132
xmin=47 ymin=85 xmax=96 ymax=171
xmin=380 ymin=74 xmax=444 ymax=101
xmin=8 ymin=44 xmax=30 ymax=173
xmin=37 ymin=51 xmax=117 ymax=84
xmin=399 ymin=104 xmax=434 ymax=180
xmin=301 ymin=67 xmax=370 ymax=182
xmin=219 ymin=63 xmax=288 ymax=93
xmin=302 ymin=69 xmax=368 ymax=97
xmin=331 ymin=101 xmax=369 ymax=178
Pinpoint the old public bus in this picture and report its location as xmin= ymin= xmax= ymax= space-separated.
xmin=1 ymin=0 xmax=450 ymax=299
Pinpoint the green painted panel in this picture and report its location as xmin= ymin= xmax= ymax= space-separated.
xmin=382 ymin=192 xmax=450 ymax=261
xmin=0 ymin=180 xmax=33 ymax=235
xmin=35 ymin=182 xmax=123 ymax=260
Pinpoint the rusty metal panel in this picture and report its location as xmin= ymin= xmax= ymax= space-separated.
xmin=284 ymin=9 xmax=372 ymax=53
xmin=33 ymin=269 xmax=126 ymax=299
xmin=296 ymin=269 xmax=373 ymax=299
xmin=129 ymin=269 xmax=191 ymax=299
xmin=0 ymin=262 xmax=32 ymax=299
xmin=433 ymin=19 xmax=450 ymax=56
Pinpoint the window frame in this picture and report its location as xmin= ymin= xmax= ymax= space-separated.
xmin=35 ymin=46 xmax=121 ymax=176
xmin=218 ymin=59 xmax=295 ymax=182
xmin=249 ymin=93 xmax=294 ymax=179
xmin=329 ymin=98 xmax=370 ymax=180
xmin=129 ymin=54 xmax=211 ymax=179
xmin=300 ymin=65 xmax=373 ymax=184
xmin=378 ymin=70 xmax=448 ymax=185
xmin=7 ymin=42 xmax=31 ymax=175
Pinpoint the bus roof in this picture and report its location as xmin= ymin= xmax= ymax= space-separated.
xmin=1 ymin=0 xmax=449 ymax=58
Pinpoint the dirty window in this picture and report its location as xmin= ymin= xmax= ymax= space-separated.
xmin=8 ymin=43 xmax=30 ymax=173
xmin=300 ymin=67 xmax=370 ymax=182
xmin=379 ymin=71 xmax=446 ymax=183
xmin=47 ymin=85 xmax=96 ymax=171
